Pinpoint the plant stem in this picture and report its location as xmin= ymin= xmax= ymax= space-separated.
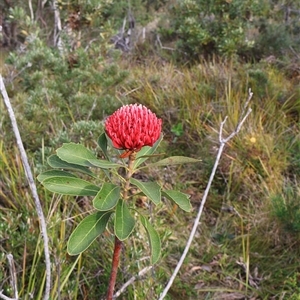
xmin=123 ymin=152 xmax=136 ymax=200
xmin=106 ymin=152 xmax=136 ymax=300
xmin=106 ymin=237 xmax=123 ymax=300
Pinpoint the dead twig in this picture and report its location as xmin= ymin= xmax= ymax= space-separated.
xmin=0 ymin=254 xmax=18 ymax=300
xmin=0 ymin=291 xmax=16 ymax=300
xmin=0 ymin=75 xmax=51 ymax=300
xmin=114 ymin=266 xmax=153 ymax=298
xmin=7 ymin=254 xmax=18 ymax=299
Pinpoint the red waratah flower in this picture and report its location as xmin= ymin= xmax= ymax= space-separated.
xmin=105 ymin=104 xmax=162 ymax=155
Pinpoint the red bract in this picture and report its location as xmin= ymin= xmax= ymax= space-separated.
xmin=105 ymin=104 xmax=162 ymax=153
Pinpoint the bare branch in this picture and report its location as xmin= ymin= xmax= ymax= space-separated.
xmin=0 ymin=255 xmax=18 ymax=300
xmin=114 ymin=266 xmax=153 ymax=298
xmin=0 ymin=256 xmax=18 ymax=300
xmin=0 ymin=291 xmax=16 ymax=300
xmin=7 ymin=254 xmax=18 ymax=299
xmin=223 ymin=89 xmax=253 ymax=142
xmin=158 ymin=90 xmax=253 ymax=300
xmin=52 ymin=0 xmax=63 ymax=54
xmin=0 ymin=76 xmax=51 ymax=300
xmin=28 ymin=0 xmax=34 ymax=21
xmin=42 ymin=0 xmax=49 ymax=8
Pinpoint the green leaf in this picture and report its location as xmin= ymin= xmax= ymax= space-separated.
xmin=141 ymin=156 xmax=201 ymax=169
xmin=88 ymin=158 xmax=121 ymax=169
xmin=67 ymin=211 xmax=112 ymax=255
xmin=140 ymin=215 xmax=161 ymax=264
xmin=47 ymin=154 xmax=94 ymax=176
xmin=130 ymin=178 xmax=161 ymax=205
xmin=98 ymin=133 xmax=109 ymax=160
xmin=41 ymin=176 xmax=100 ymax=196
xmin=37 ymin=170 xmax=77 ymax=183
xmin=56 ymin=143 xmax=96 ymax=167
xmin=93 ymin=183 xmax=120 ymax=211
xmin=133 ymin=134 xmax=163 ymax=168
xmin=114 ymin=199 xmax=135 ymax=241
xmin=162 ymin=190 xmax=192 ymax=212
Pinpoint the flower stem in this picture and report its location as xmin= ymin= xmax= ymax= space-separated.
xmin=123 ymin=152 xmax=136 ymax=200
xmin=106 ymin=236 xmax=123 ymax=300
xmin=106 ymin=153 xmax=136 ymax=300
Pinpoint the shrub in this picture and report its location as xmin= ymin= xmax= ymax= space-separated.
xmin=159 ymin=0 xmax=300 ymax=62
xmin=3 ymin=36 xmax=129 ymax=151
xmin=271 ymin=184 xmax=300 ymax=233
xmin=159 ymin=0 xmax=266 ymax=61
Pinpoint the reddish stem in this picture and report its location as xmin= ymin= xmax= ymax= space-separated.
xmin=106 ymin=152 xmax=136 ymax=299
xmin=106 ymin=236 xmax=123 ymax=300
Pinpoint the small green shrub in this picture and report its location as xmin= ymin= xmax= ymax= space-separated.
xmin=271 ymin=184 xmax=300 ymax=233
xmin=255 ymin=22 xmax=293 ymax=57
xmin=4 ymin=36 xmax=129 ymax=150
xmin=283 ymin=272 xmax=300 ymax=300
xmin=159 ymin=0 xmax=267 ymax=61
xmin=159 ymin=0 xmax=300 ymax=62
xmin=247 ymin=68 xmax=269 ymax=98
xmin=288 ymin=133 xmax=300 ymax=177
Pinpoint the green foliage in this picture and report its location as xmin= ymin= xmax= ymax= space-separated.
xmin=288 ymin=132 xmax=300 ymax=177
xmin=93 ymin=183 xmax=120 ymax=211
xmin=247 ymin=68 xmax=269 ymax=98
xmin=159 ymin=0 xmax=300 ymax=62
xmin=160 ymin=0 xmax=266 ymax=60
xmin=284 ymin=272 xmax=300 ymax=299
xmin=38 ymin=137 xmax=194 ymax=265
xmin=1 ymin=0 xmax=300 ymax=296
xmin=271 ymin=184 xmax=300 ymax=233
xmin=4 ymin=36 xmax=128 ymax=150
xmin=130 ymin=178 xmax=162 ymax=205
xmin=162 ymin=190 xmax=192 ymax=212
xmin=171 ymin=122 xmax=184 ymax=142
xmin=2 ymin=56 xmax=300 ymax=298
xmin=0 ymin=144 xmax=109 ymax=299
xmin=133 ymin=136 xmax=164 ymax=168
xmin=56 ymin=143 xmax=97 ymax=166
xmin=102 ymin=0 xmax=150 ymax=25
xmin=41 ymin=176 xmax=100 ymax=195
xmin=140 ymin=215 xmax=161 ymax=264
xmin=254 ymin=22 xmax=294 ymax=58
xmin=114 ymin=199 xmax=136 ymax=241
xmin=67 ymin=211 xmax=112 ymax=255
xmin=47 ymin=154 xmax=95 ymax=175
xmin=139 ymin=156 xmax=201 ymax=169
xmin=171 ymin=122 xmax=183 ymax=137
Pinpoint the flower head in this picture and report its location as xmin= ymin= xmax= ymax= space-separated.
xmin=105 ymin=104 xmax=162 ymax=153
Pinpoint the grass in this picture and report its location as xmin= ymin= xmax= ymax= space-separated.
xmin=1 ymin=47 xmax=300 ymax=299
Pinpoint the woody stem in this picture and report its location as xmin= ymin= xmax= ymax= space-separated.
xmin=106 ymin=236 xmax=123 ymax=300
xmin=106 ymin=152 xmax=136 ymax=300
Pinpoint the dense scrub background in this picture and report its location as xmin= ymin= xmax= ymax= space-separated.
xmin=0 ymin=0 xmax=300 ymax=299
